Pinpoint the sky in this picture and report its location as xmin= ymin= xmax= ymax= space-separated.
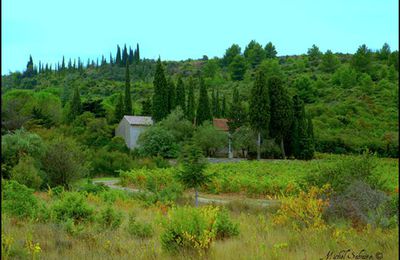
xmin=2 ymin=0 xmax=398 ymax=75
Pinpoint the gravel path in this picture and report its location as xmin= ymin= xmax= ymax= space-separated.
xmin=93 ymin=179 xmax=279 ymax=208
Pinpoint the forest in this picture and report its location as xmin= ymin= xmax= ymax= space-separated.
xmin=1 ymin=40 xmax=399 ymax=259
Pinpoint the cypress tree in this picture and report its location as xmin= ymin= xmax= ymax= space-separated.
xmin=304 ymin=116 xmax=315 ymax=160
xmin=68 ymin=58 xmax=72 ymax=70
xmin=175 ymin=77 xmax=186 ymax=113
xmin=25 ymin=55 xmax=34 ymax=77
xmin=69 ymin=86 xmax=82 ymax=122
xmin=122 ymin=44 xmax=128 ymax=66
xmin=114 ymin=93 xmax=125 ymax=123
xmin=128 ymin=47 xmax=134 ymax=65
xmin=109 ymin=53 xmax=113 ymax=65
xmin=249 ymin=69 xmax=270 ymax=160
xmin=152 ymin=58 xmax=169 ymax=122
xmin=186 ymin=77 xmax=195 ymax=123
xmin=116 ymin=45 xmax=122 ymax=66
xmin=38 ymin=61 xmax=41 ymax=74
xmin=268 ymin=76 xmax=293 ymax=159
xmin=124 ymin=61 xmax=133 ymax=115
xmin=211 ymin=87 xmax=217 ymax=117
xmin=291 ymin=95 xmax=308 ymax=159
xmin=196 ymin=77 xmax=212 ymax=125
xmin=61 ymin=56 xmax=65 ymax=70
xmin=73 ymin=59 xmax=76 ymax=69
xmin=141 ymin=97 xmax=152 ymax=116
xmin=221 ymin=95 xmax=226 ymax=117
xmin=228 ymin=86 xmax=247 ymax=133
xmin=135 ymin=43 xmax=140 ymax=63
xmin=215 ymin=90 xmax=221 ymax=118
xmin=167 ymin=78 xmax=176 ymax=112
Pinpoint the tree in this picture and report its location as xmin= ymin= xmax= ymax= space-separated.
xmin=159 ymin=107 xmax=194 ymax=142
xmin=229 ymin=55 xmax=247 ymax=81
xmin=321 ymin=50 xmax=340 ymax=73
xmin=215 ymin=89 xmax=221 ymax=118
xmin=124 ymin=61 xmax=133 ymax=115
xmin=221 ymin=95 xmax=226 ymax=118
xmin=292 ymin=76 xmax=315 ymax=103
xmin=291 ymin=95 xmax=308 ymax=159
xmin=109 ymin=53 xmax=113 ymax=65
xmin=264 ymin=42 xmax=277 ymax=59
xmin=141 ymin=97 xmax=152 ymax=116
xmin=244 ymin=40 xmax=265 ymax=68
xmin=228 ymin=86 xmax=246 ymax=133
xmin=222 ymin=44 xmax=241 ymax=67
xmin=177 ymin=142 xmax=209 ymax=207
xmin=175 ymin=77 xmax=186 ymax=113
xmin=186 ymin=77 xmax=195 ymax=123
xmin=61 ymin=56 xmax=65 ymax=70
xmin=128 ymin=47 xmax=134 ymax=65
xmin=114 ymin=93 xmax=125 ymax=123
xmin=196 ymin=77 xmax=212 ymax=125
xmin=116 ymin=45 xmax=122 ymax=66
xmin=232 ymin=125 xmax=256 ymax=158
xmin=351 ymin=44 xmax=372 ymax=73
xmin=268 ymin=76 xmax=293 ymax=159
xmin=24 ymin=55 xmax=35 ymax=78
xmin=249 ymin=69 xmax=270 ymax=160
xmin=377 ymin=43 xmax=391 ymax=61
xmin=193 ymin=121 xmax=227 ymax=157
xmin=122 ymin=44 xmax=128 ymax=65
xmin=68 ymin=86 xmax=82 ymax=122
xmin=307 ymin=44 xmax=322 ymax=67
xmin=42 ymin=137 xmax=89 ymax=188
xmin=135 ymin=43 xmax=140 ymax=63
xmin=152 ymin=58 xmax=169 ymax=122
xmin=388 ymin=51 xmax=399 ymax=71
xmin=304 ymin=116 xmax=315 ymax=160
xmin=137 ymin=126 xmax=178 ymax=158
xmin=167 ymin=78 xmax=176 ymax=112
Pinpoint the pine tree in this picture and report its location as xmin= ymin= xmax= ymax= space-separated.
xmin=152 ymin=58 xmax=169 ymax=122
xmin=122 ymin=44 xmax=128 ymax=66
xmin=249 ymin=69 xmax=270 ymax=160
xmin=268 ymin=76 xmax=293 ymax=159
xmin=116 ymin=45 xmax=122 ymax=66
xmin=265 ymin=42 xmax=277 ymax=58
xmin=196 ymin=77 xmax=212 ymax=125
xmin=69 ymin=86 xmax=82 ymax=123
xmin=114 ymin=93 xmax=125 ymax=123
xmin=175 ymin=77 xmax=186 ymax=113
xmin=124 ymin=61 xmax=133 ymax=115
xmin=186 ymin=77 xmax=195 ymax=123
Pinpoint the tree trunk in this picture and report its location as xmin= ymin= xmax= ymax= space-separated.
xmin=228 ymin=135 xmax=233 ymax=159
xmin=257 ymin=131 xmax=261 ymax=160
xmin=195 ymin=188 xmax=199 ymax=207
xmin=281 ymin=137 xmax=286 ymax=159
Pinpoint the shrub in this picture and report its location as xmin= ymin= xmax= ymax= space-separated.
xmin=2 ymin=180 xmax=39 ymax=219
xmin=97 ymin=205 xmax=123 ymax=229
xmin=128 ymin=213 xmax=154 ymax=238
xmin=137 ymin=126 xmax=179 ymax=158
xmin=10 ymin=156 xmax=43 ymax=190
xmin=90 ymin=148 xmax=134 ymax=177
xmin=51 ymin=192 xmax=94 ymax=223
xmin=160 ymin=206 xmax=238 ymax=254
xmin=272 ymin=185 xmax=331 ymax=231
xmin=325 ymin=180 xmax=390 ymax=227
xmin=98 ymin=189 xmax=129 ymax=203
xmin=78 ymin=181 xmax=109 ymax=194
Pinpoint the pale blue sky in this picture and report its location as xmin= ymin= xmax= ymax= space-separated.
xmin=2 ymin=0 xmax=398 ymax=75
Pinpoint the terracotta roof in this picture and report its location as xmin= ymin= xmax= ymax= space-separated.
xmin=124 ymin=116 xmax=153 ymax=126
xmin=213 ymin=118 xmax=229 ymax=131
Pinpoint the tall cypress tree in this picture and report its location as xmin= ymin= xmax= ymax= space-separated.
xmin=61 ymin=56 xmax=65 ymax=70
xmin=196 ymin=77 xmax=212 ymax=125
xmin=116 ymin=45 xmax=122 ymax=66
xmin=141 ymin=97 xmax=152 ymax=116
xmin=135 ymin=43 xmax=140 ymax=63
xmin=186 ymin=77 xmax=195 ymax=123
xmin=249 ymin=69 xmax=270 ymax=160
xmin=175 ymin=77 xmax=186 ymax=113
xmin=211 ymin=87 xmax=217 ymax=117
xmin=152 ymin=58 xmax=169 ymax=122
xmin=268 ymin=76 xmax=293 ymax=159
xmin=114 ymin=93 xmax=125 ymax=123
xmin=122 ymin=44 xmax=128 ymax=66
xmin=124 ymin=61 xmax=133 ymax=115
xmin=304 ymin=116 xmax=315 ymax=160
xmin=69 ymin=86 xmax=82 ymax=123
xmin=228 ymin=86 xmax=247 ymax=133
xmin=167 ymin=78 xmax=176 ymax=112
xmin=291 ymin=95 xmax=307 ymax=158
xmin=221 ymin=95 xmax=226 ymax=117
xmin=215 ymin=90 xmax=221 ymax=118
xmin=128 ymin=47 xmax=134 ymax=65
xmin=109 ymin=53 xmax=113 ymax=65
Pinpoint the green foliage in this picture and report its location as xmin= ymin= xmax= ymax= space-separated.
xmin=91 ymin=148 xmax=134 ymax=176
xmin=50 ymin=192 xmax=94 ymax=223
xmin=159 ymin=107 xmax=194 ymax=142
xmin=321 ymin=50 xmax=340 ymax=73
xmin=42 ymin=136 xmax=89 ymax=188
xmin=124 ymin=62 xmax=133 ymax=115
xmin=68 ymin=86 xmax=82 ymax=123
xmin=152 ymin=58 xmax=169 ymax=122
xmin=175 ymin=77 xmax=186 ymax=113
xmin=222 ymin=44 xmax=241 ymax=67
xmin=351 ymin=44 xmax=372 ymax=73
xmin=2 ymin=180 xmax=39 ymax=219
xmin=307 ymin=44 xmax=322 ymax=67
xmin=137 ymin=126 xmax=179 ymax=158
xmin=244 ymin=40 xmax=265 ymax=68
xmin=97 ymin=205 xmax=123 ymax=229
xmin=10 ymin=156 xmax=43 ymax=190
xmin=229 ymin=55 xmax=247 ymax=81
xmin=193 ymin=122 xmax=227 ymax=157
xmin=128 ymin=213 xmax=154 ymax=238
xmin=196 ymin=77 xmax=212 ymax=125
xmin=264 ymin=42 xmax=277 ymax=59
xmin=78 ymin=181 xmax=109 ymax=194
xmin=232 ymin=125 xmax=256 ymax=157
xmin=113 ymin=93 xmax=124 ymax=123
xmin=185 ymin=77 xmax=196 ymax=123
xmin=214 ymin=208 xmax=239 ymax=239
xmin=228 ymin=87 xmax=247 ymax=133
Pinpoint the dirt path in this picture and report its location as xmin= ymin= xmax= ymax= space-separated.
xmin=93 ymin=179 xmax=280 ymax=208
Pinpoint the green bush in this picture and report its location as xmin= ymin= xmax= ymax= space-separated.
xmin=97 ymin=205 xmax=123 ymax=229
xmin=128 ymin=213 xmax=154 ymax=238
xmin=214 ymin=208 xmax=239 ymax=239
xmin=98 ymin=189 xmax=130 ymax=203
xmin=90 ymin=148 xmax=134 ymax=176
xmin=137 ymin=126 xmax=179 ymax=158
xmin=78 ymin=181 xmax=109 ymax=194
xmin=10 ymin=156 xmax=43 ymax=190
xmin=2 ymin=180 xmax=39 ymax=219
xmin=51 ymin=192 xmax=94 ymax=223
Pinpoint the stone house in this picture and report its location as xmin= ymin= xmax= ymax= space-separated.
xmin=115 ymin=116 xmax=153 ymax=149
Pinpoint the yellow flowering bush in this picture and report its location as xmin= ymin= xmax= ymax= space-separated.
xmin=272 ymin=184 xmax=331 ymax=231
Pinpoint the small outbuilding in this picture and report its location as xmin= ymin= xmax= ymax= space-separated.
xmin=115 ymin=116 xmax=153 ymax=149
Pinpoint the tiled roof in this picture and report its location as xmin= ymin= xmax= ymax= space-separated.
xmin=124 ymin=116 xmax=153 ymax=126
xmin=213 ymin=118 xmax=229 ymax=131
